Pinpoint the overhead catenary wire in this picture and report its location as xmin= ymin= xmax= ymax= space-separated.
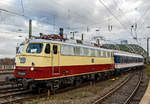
xmin=98 ymin=0 xmax=133 ymax=35
xmin=102 ymin=0 xmax=136 ymax=37
xmin=0 ymin=0 xmax=149 ymax=43
xmin=0 ymin=1 xmax=20 ymax=11
xmin=136 ymin=7 xmax=150 ymax=35
xmin=112 ymin=0 xmax=132 ymax=26
xmin=20 ymin=0 xmax=24 ymax=15
xmin=136 ymin=4 xmax=150 ymax=24
xmin=0 ymin=8 xmax=27 ymax=18
xmin=131 ymin=4 xmax=150 ymax=30
xmin=98 ymin=0 xmax=141 ymax=45
xmin=111 ymin=0 xmax=139 ymax=42
xmin=130 ymin=4 xmax=150 ymax=44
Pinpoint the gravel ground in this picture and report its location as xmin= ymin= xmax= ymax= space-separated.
xmin=24 ymin=73 xmax=130 ymax=104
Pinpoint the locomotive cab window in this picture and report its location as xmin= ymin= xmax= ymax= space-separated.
xmin=45 ymin=44 xmax=50 ymax=54
xmin=26 ymin=43 xmax=43 ymax=53
xmin=53 ymin=45 xmax=58 ymax=54
xmin=17 ymin=44 xmax=24 ymax=54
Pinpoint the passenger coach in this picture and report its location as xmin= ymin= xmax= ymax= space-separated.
xmin=114 ymin=51 xmax=144 ymax=70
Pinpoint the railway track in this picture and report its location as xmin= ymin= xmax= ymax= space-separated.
xmin=0 ymin=81 xmax=12 ymax=86
xmin=0 ymin=92 xmax=46 ymax=104
xmin=0 ymin=90 xmax=33 ymax=104
xmin=0 ymin=70 xmax=13 ymax=75
xmin=0 ymin=81 xmax=32 ymax=104
xmin=0 ymin=74 xmax=114 ymax=103
xmin=92 ymin=71 xmax=143 ymax=104
xmin=0 ymin=80 xmax=92 ymax=104
xmin=0 ymin=70 xmax=138 ymax=104
xmin=0 ymin=72 xmax=131 ymax=104
xmin=0 ymin=69 xmax=13 ymax=72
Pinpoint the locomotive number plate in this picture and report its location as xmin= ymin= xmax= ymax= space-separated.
xmin=20 ymin=57 xmax=26 ymax=63
xmin=18 ymin=72 xmax=26 ymax=76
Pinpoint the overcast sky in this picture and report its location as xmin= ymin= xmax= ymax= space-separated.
xmin=0 ymin=0 xmax=150 ymax=58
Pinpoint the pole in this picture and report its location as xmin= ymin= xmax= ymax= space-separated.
xmin=81 ymin=33 xmax=84 ymax=40
xmin=73 ymin=32 xmax=74 ymax=39
xmin=147 ymin=37 xmax=150 ymax=64
xmin=97 ymin=39 xmax=100 ymax=45
xmin=53 ymin=15 xmax=55 ymax=33
xmin=29 ymin=19 xmax=32 ymax=39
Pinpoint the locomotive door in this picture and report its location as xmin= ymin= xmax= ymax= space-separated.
xmin=51 ymin=44 xmax=60 ymax=75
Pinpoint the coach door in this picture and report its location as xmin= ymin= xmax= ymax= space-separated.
xmin=51 ymin=44 xmax=60 ymax=75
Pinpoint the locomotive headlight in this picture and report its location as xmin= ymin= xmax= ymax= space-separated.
xmin=31 ymin=62 xmax=35 ymax=71
xmin=31 ymin=67 xmax=34 ymax=71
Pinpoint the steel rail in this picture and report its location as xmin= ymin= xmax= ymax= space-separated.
xmin=123 ymin=72 xmax=143 ymax=104
xmin=0 ymin=71 xmax=13 ymax=75
xmin=1 ymin=71 xmax=133 ymax=104
xmin=0 ymin=90 xmax=31 ymax=98
xmin=92 ymin=73 xmax=134 ymax=104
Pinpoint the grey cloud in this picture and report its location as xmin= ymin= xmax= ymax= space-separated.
xmin=0 ymin=0 xmax=150 ymax=58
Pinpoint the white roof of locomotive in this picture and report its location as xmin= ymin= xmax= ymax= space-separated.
xmin=29 ymin=38 xmax=144 ymax=59
xmin=29 ymin=38 xmax=113 ymax=52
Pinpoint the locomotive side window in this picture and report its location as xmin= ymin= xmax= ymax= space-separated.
xmin=61 ymin=45 xmax=74 ymax=55
xmin=53 ymin=45 xmax=58 ymax=54
xmin=45 ymin=44 xmax=50 ymax=54
xmin=80 ymin=47 xmax=84 ymax=56
xmin=74 ymin=47 xmax=81 ymax=56
xmin=26 ymin=43 xmax=43 ymax=53
xmin=111 ymin=52 xmax=114 ymax=57
xmin=101 ymin=51 xmax=103 ymax=57
xmin=98 ymin=50 xmax=101 ymax=57
xmin=106 ymin=52 xmax=109 ymax=57
xmin=83 ymin=48 xmax=89 ymax=56
xmin=91 ymin=49 xmax=95 ymax=57
xmin=103 ymin=51 xmax=106 ymax=57
xmin=95 ymin=50 xmax=98 ymax=57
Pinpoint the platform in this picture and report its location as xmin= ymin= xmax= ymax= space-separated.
xmin=140 ymin=80 xmax=150 ymax=104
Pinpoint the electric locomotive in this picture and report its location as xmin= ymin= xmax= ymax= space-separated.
xmin=12 ymin=34 xmax=144 ymax=90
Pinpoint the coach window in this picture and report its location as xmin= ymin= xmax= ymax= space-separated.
xmin=117 ymin=56 xmax=120 ymax=63
xmin=45 ymin=44 xmax=50 ymax=54
xmin=53 ymin=45 xmax=58 ymax=54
